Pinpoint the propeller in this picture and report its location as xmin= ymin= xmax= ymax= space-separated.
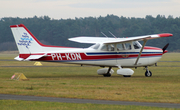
xmin=162 ymin=43 xmax=169 ymax=53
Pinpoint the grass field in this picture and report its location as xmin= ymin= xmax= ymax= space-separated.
xmin=0 ymin=52 xmax=180 ymax=109
xmin=1 ymin=100 xmax=177 ymax=110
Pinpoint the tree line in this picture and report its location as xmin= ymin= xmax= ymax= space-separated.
xmin=0 ymin=14 xmax=179 ymax=52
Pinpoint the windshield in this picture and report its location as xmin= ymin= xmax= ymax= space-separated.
xmin=89 ymin=43 xmax=100 ymax=49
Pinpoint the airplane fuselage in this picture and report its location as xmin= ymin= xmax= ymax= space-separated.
xmin=21 ymin=45 xmax=163 ymax=68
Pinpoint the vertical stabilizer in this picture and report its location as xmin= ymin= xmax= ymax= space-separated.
xmin=10 ymin=24 xmax=44 ymax=59
xmin=10 ymin=24 xmax=43 ymax=54
xmin=10 ymin=24 xmax=73 ymax=61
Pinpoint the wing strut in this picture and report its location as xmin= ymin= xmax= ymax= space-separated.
xmin=134 ymin=39 xmax=148 ymax=65
xmin=109 ymin=31 xmax=117 ymax=38
xmin=101 ymin=32 xmax=108 ymax=38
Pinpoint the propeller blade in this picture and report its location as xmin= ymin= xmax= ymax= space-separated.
xmin=162 ymin=43 xmax=169 ymax=52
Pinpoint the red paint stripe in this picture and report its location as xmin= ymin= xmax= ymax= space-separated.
xmin=31 ymin=53 xmax=45 ymax=55
xmin=144 ymin=46 xmax=162 ymax=50
xmin=19 ymin=54 xmax=31 ymax=59
xmin=116 ymin=54 xmax=162 ymax=59
xmin=19 ymin=53 xmax=45 ymax=59
xmin=10 ymin=25 xmax=19 ymax=28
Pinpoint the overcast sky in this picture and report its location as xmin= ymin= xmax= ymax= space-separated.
xmin=0 ymin=0 xmax=180 ymax=19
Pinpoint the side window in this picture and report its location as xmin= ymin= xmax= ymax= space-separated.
xmin=107 ymin=44 xmax=115 ymax=51
xmin=101 ymin=44 xmax=114 ymax=51
xmin=101 ymin=45 xmax=108 ymax=51
xmin=124 ymin=43 xmax=131 ymax=50
xmin=117 ymin=43 xmax=124 ymax=51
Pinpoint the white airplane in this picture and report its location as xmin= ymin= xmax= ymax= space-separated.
xmin=10 ymin=24 xmax=173 ymax=77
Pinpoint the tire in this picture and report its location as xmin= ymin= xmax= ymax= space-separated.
xmin=145 ymin=70 xmax=152 ymax=77
xmin=103 ymin=74 xmax=111 ymax=77
xmin=123 ymin=75 xmax=131 ymax=77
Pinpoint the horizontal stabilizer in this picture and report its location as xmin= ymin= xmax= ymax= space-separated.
xmin=25 ymin=54 xmax=47 ymax=61
xmin=14 ymin=54 xmax=47 ymax=61
xmin=14 ymin=56 xmax=24 ymax=61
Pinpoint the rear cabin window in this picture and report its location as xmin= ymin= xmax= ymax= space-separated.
xmin=117 ymin=43 xmax=124 ymax=51
xmin=124 ymin=43 xmax=132 ymax=50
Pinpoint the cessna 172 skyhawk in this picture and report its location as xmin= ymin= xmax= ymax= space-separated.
xmin=10 ymin=24 xmax=173 ymax=77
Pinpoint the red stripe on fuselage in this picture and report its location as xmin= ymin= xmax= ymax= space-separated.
xmin=144 ymin=46 xmax=162 ymax=50
xmin=25 ymin=52 xmax=163 ymax=61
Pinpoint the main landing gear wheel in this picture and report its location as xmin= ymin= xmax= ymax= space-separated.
xmin=145 ymin=66 xmax=152 ymax=77
xmin=103 ymin=74 xmax=111 ymax=77
xmin=123 ymin=75 xmax=131 ymax=77
xmin=103 ymin=67 xmax=112 ymax=77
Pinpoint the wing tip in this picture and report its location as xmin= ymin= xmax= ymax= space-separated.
xmin=158 ymin=33 xmax=173 ymax=37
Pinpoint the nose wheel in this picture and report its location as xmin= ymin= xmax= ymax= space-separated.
xmin=145 ymin=66 xmax=152 ymax=77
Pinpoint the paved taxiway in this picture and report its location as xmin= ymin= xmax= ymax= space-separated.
xmin=0 ymin=94 xmax=180 ymax=108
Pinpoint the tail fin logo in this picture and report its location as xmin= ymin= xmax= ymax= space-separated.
xmin=17 ymin=33 xmax=33 ymax=48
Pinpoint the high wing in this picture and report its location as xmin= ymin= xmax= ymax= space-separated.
xmin=68 ymin=33 xmax=173 ymax=44
xmin=69 ymin=33 xmax=173 ymax=66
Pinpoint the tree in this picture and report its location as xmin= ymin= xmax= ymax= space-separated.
xmin=0 ymin=15 xmax=178 ymax=51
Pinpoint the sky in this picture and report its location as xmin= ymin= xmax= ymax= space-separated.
xmin=0 ymin=0 xmax=180 ymax=19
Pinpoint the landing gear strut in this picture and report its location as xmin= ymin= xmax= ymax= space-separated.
xmin=145 ymin=66 xmax=152 ymax=77
xmin=103 ymin=67 xmax=112 ymax=77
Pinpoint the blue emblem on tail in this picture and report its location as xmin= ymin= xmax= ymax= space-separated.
xmin=17 ymin=33 xmax=33 ymax=48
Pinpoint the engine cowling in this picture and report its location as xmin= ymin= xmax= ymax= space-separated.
xmin=117 ymin=68 xmax=134 ymax=76
xmin=97 ymin=68 xmax=114 ymax=75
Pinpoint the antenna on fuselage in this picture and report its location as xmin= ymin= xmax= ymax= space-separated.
xmin=101 ymin=32 xmax=108 ymax=38
xmin=109 ymin=31 xmax=117 ymax=38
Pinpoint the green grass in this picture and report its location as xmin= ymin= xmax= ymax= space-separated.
xmin=159 ymin=53 xmax=180 ymax=61
xmin=0 ymin=100 xmax=178 ymax=110
xmin=0 ymin=52 xmax=180 ymax=109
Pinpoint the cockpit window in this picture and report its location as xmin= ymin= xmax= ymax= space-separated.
xmin=108 ymin=44 xmax=115 ymax=51
xmin=133 ymin=41 xmax=141 ymax=49
xmin=101 ymin=45 xmax=107 ymax=51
